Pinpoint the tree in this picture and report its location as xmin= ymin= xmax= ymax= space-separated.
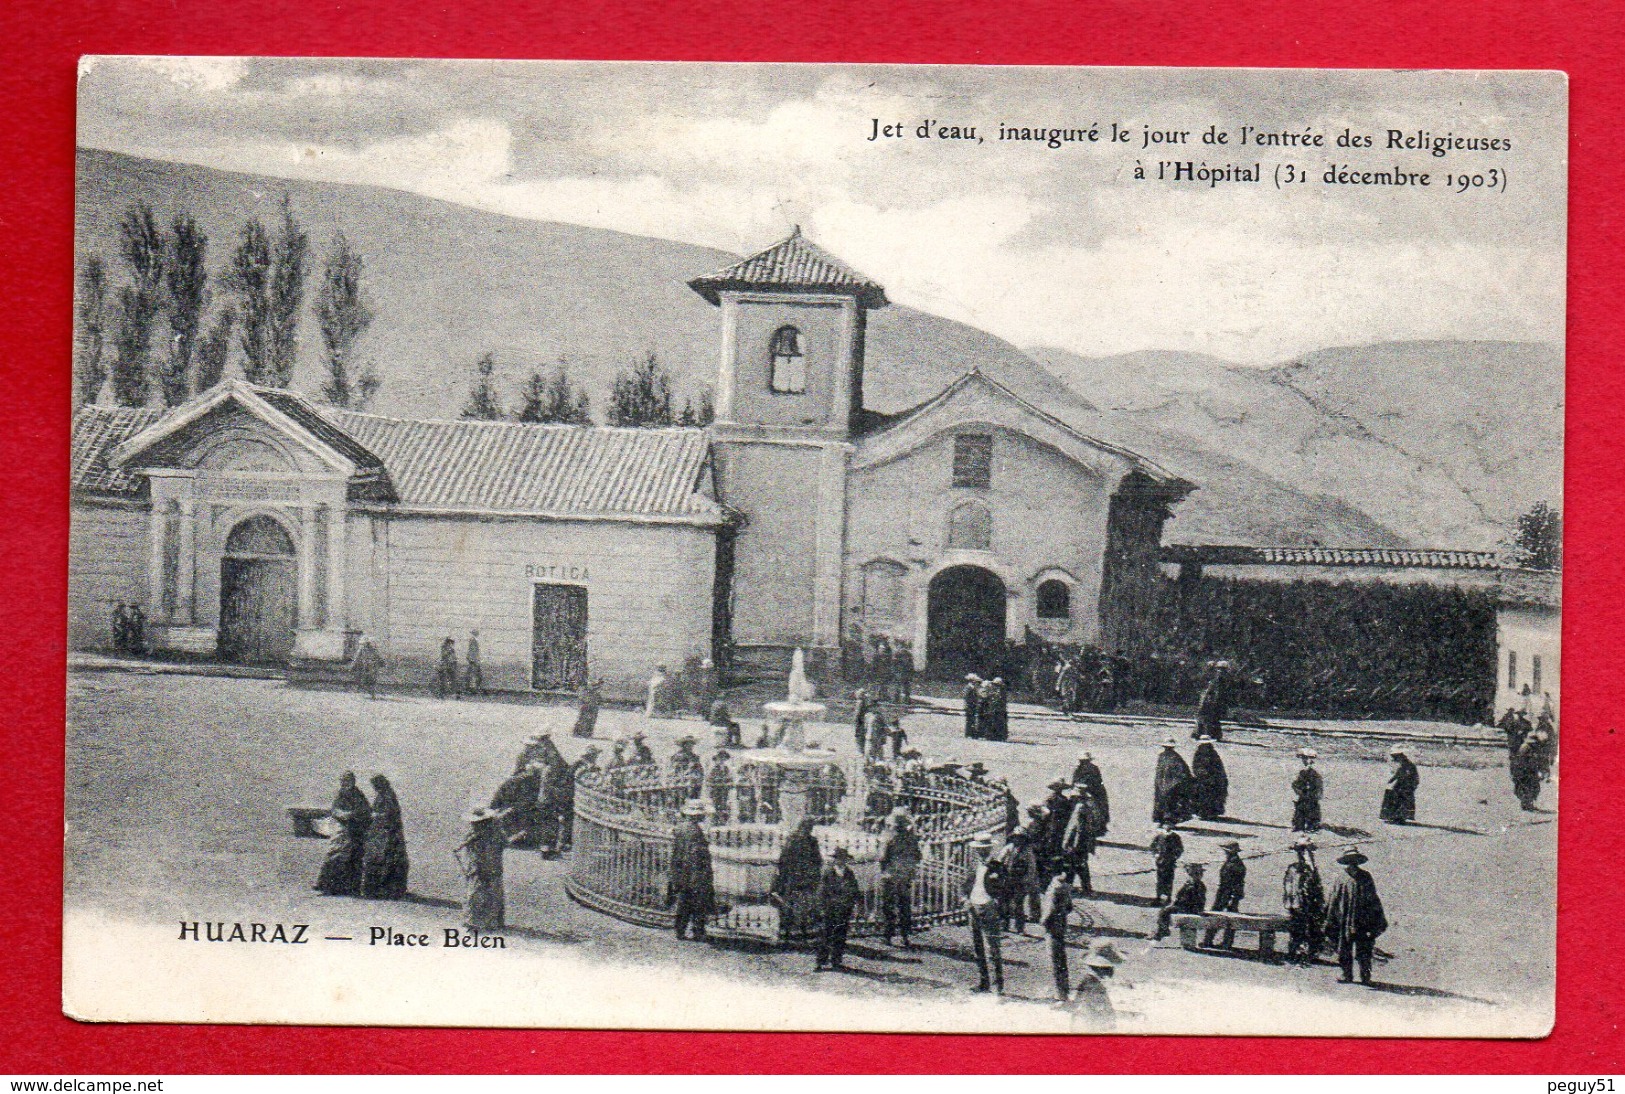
xmin=608 ymin=351 xmax=674 ymax=427
xmin=194 ymin=306 xmax=235 ymax=391
xmin=268 ymin=196 xmax=309 ymax=387
xmin=316 ymin=232 xmax=378 ymax=408
xmin=517 ymin=362 xmax=592 ymax=424
xmin=75 ymin=255 xmax=110 ymax=406
xmin=228 ymin=218 xmax=274 ymax=384
xmin=676 ymin=386 xmax=716 ymax=427
xmin=1508 ymin=502 xmax=1562 ymax=571
xmin=461 ymin=352 xmax=505 ymax=420
xmin=159 ymin=214 xmax=209 ymax=405
xmin=111 ymin=204 xmax=165 ymax=406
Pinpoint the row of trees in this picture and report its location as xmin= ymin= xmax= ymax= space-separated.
xmin=75 ymin=198 xmax=378 ymax=411
xmin=461 ymin=351 xmax=714 ymax=428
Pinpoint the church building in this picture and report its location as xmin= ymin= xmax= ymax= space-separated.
xmin=69 ymin=230 xmax=1193 ymax=696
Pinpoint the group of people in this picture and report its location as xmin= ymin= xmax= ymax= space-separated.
xmin=435 ymin=631 xmax=484 ymax=699
xmin=841 ymin=627 xmax=914 ymax=704
xmin=1497 ymin=695 xmax=1559 ymax=811
xmin=1150 ymin=736 xmax=1231 ymax=827
xmin=962 ymin=674 xmax=1011 ymax=740
xmin=644 ymin=655 xmax=721 ymax=720
xmin=312 ymin=772 xmax=411 ymax=900
xmin=109 ymin=602 xmax=148 ymax=655
xmin=488 ymin=732 xmax=579 ymax=856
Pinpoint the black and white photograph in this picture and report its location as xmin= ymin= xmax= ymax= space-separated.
xmin=64 ymin=58 xmax=1563 ymax=1035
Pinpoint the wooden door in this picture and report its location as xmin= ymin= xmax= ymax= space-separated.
xmin=532 ymin=583 xmax=588 ymax=690
xmin=219 ymin=557 xmax=297 ymax=663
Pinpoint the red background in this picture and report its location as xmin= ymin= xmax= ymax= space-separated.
xmin=3 ymin=0 xmax=1620 ymax=1073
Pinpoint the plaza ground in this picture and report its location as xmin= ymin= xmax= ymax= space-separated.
xmin=64 ymin=669 xmax=1555 ymax=1034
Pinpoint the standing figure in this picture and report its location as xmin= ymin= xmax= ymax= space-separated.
xmin=1323 ymin=846 xmax=1387 ymax=985
xmin=982 ymin=679 xmax=1007 ymax=742
xmin=962 ymin=675 xmax=983 ymax=739
xmin=1071 ymin=750 xmax=1110 ymax=832
xmin=873 ymin=637 xmax=895 ymax=702
xmin=646 ymin=665 xmax=673 ymax=718
xmin=886 ymin=718 xmax=909 ymax=762
xmin=1149 ymin=822 xmax=1183 ymax=903
xmin=1039 ymin=874 xmax=1077 ymax=1001
xmin=852 ymin=688 xmax=874 ymax=753
xmin=361 ymin=774 xmax=409 ymax=899
xmin=490 ymin=759 xmax=543 ymax=849
xmin=1000 ymin=823 xmax=1042 ymax=932
xmin=1193 ymin=671 xmax=1227 ymax=741
xmin=815 ymin=847 xmax=861 ymax=970
xmin=1379 ymin=749 xmax=1419 ymax=824
xmin=464 ymin=629 xmax=484 ymax=696
xmin=350 ymin=635 xmax=384 ymax=699
xmin=671 ymin=736 xmax=704 ymax=806
xmin=1060 ymin=788 xmax=1099 ymax=894
xmin=691 ymin=657 xmax=719 ymax=719
xmin=706 ymin=749 xmax=734 ymax=824
xmin=1190 ymin=736 xmax=1229 ymax=820
xmin=436 ymin=637 xmax=460 ymax=699
xmin=879 ymin=808 xmax=921 ymax=946
xmin=1152 ymin=739 xmax=1194 ymax=827
xmin=630 ymin=731 xmax=656 ymax=767
xmin=1513 ymin=725 xmax=1553 ymax=810
xmin=457 ymin=806 xmax=505 ymax=931
xmin=773 ymin=817 xmax=825 ymax=944
xmin=1041 ymin=780 xmax=1075 ymax=879
xmin=963 ymin=832 xmax=1008 ymax=995
xmin=1291 ymin=749 xmax=1323 ymax=832
xmin=1154 ymin=861 xmax=1207 ymax=940
xmin=538 ymin=757 xmax=572 ymax=854
xmin=842 ymin=623 xmax=865 ymax=685
xmin=111 ymin=602 xmax=131 ymax=653
xmin=127 ymin=604 xmax=147 ymax=653
xmin=895 ymin=640 xmax=914 ymax=705
xmin=709 ymin=698 xmax=743 ymax=748
xmin=571 ymin=677 xmax=603 ymax=738
xmin=667 ymin=800 xmax=716 ymax=941
xmin=1201 ymin=840 xmax=1246 ymax=948
xmin=313 ymin=771 xmax=371 ymax=896
xmin=1092 ymin=661 xmax=1116 ymax=714
xmin=1056 ymin=658 xmax=1081 ymax=713
xmin=1282 ymin=835 xmax=1325 ymax=963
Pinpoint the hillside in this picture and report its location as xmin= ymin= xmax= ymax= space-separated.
xmin=73 ymin=148 xmax=1560 ymax=550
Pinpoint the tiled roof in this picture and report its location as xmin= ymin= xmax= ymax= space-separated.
xmin=255 ymin=388 xmax=388 ymax=475
xmin=1162 ymin=544 xmax=1501 ymax=570
xmin=71 ymin=404 xmax=163 ymax=496
xmin=330 ymin=411 xmax=725 ymax=522
xmin=688 ymin=227 xmax=888 ymax=308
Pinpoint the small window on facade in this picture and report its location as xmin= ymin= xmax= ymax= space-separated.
xmin=1531 ymin=655 xmax=1542 ymax=694
xmin=1036 ymin=579 xmax=1071 ymax=620
xmin=769 ymin=325 xmax=806 ymax=394
xmin=947 ymin=501 xmax=992 ymax=551
xmin=953 ymin=433 xmax=993 ymax=487
xmin=1507 ymin=650 xmax=1517 ymax=690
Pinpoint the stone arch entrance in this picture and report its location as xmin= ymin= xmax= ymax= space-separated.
xmin=926 ymin=564 xmax=1007 ymax=678
xmin=218 ymin=515 xmax=298 ymax=664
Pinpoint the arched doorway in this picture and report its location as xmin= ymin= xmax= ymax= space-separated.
xmin=218 ymin=515 xmax=297 ymax=664
xmin=926 ymin=565 xmax=1007 ymax=678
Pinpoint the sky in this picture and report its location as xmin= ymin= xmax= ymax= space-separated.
xmin=76 ymin=58 xmax=1567 ymax=364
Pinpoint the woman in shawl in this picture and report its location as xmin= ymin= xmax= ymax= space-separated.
xmin=1190 ymin=736 xmax=1229 ymax=820
xmin=314 ymin=771 xmax=371 ymax=896
xmin=457 ymin=806 xmax=505 ymax=931
xmin=1379 ymin=749 xmax=1420 ymax=824
xmin=361 ymin=774 xmax=410 ymax=899
xmin=1152 ymin=740 xmax=1194 ymax=826
xmin=571 ymin=677 xmax=603 ymax=738
xmin=771 ymin=817 xmax=824 ymax=945
xmin=491 ymin=760 xmax=543 ymax=849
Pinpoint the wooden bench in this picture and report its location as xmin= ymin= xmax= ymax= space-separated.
xmin=286 ymin=806 xmax=331 ymax=838
xmin=1171 ymin=911 xmax=1291 ymax=957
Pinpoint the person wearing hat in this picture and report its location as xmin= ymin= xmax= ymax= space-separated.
xmin=816 ymin=846 xmax=862 ymax=970
xmin=349 ymin=634 xmax=384 ymax=700
xmin=1070 ymin=750 xmax=1110 ymax=833
xmin=1323 ymin=846 xmax=1387 ymax=985
xmin=963 ymin=675 xmax=984 ymax=739
xmin=1380 ymin=749 xmax=1420 ymax=825
xmin=985 ymin=678 xmax=1010 ymax=742
xmin=963 ymin=832 xmax=1009 ymax=994
xmin=630 ymin=731 xmax=656 ymax=767
xmin=880 ymin=808 xmax=922 ymax=947
xmin=571 ymin=676 xmax=604 ymax=738
xmin=464 ymin=628 xmax=484 ymax=697
xmin=1153 ymin=739 xmax=1194 ymax=828
xmin=1190 ymin=735 xmax=1229 ymax=821
xmin=646 ymin=664 xmax=674 ymax=718
xmin=490 ymin=756 xmax=544 ymax=849
xmin=1037 ymin=873 xmax=1079 ymax=1000
xmin=772 ymin=817 xmax=824 ymax=945
xmin=999 ymin=822 xmax=1043 ymax=932
xmin=1291 ymin=748 xmax=1323 ymax=833
xmin=1154 ymin=861 xmax=1207 ymax=941
xmin=671 ymin=735 xmax=704 ymax=806
xmin=1060 ymin=786 xmax=1100 ymax=895
xmin=456 ymin=806 xmax=506 ymax=932
xmin=852 ymin=687 xmax=874 ymax=753
xmin=667 ymin=800 xmax=717 ymax=941
xmin=1069 ymin=940 xmax=1125 ymax=1028
xmin=1042 ymin=779 xmax=1076 ymax=878
xmin=1201 ymin=840 xmax=1247 ymax=948
xmin=706 ymin=748 xmax=734 ymax=824
xmin=1149 ymin=822 xmax=1184 ymax=903
xmin=436 ymin=636 xmax=461 ymax=699
xmin=1193 ymin=666 xmax=1228 ymax=742
xmin=1282 ymin=835 xmax=1325 ymax=963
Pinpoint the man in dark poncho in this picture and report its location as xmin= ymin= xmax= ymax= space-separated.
xmin=1070 ymin=750 xmax=1110 ymax=832
xmin=1193 ymin=670 xmax=1227 ymax=741
xmin=772 ymin=816 xmax=824 ymax=944
xmin=1060 ymin=787 xmax=1100 ymax=894
xmin=1201 ymin=839 xmax=1247 ymax=948
xmin=1042 ymin=780 xmax=1075 ymax=877
xmin=984 ymin=679 xmax=1009 ymax=741
xmin=361 ymin=774 xmax=409 ymax=899
xmin=1379 ymin=749 xmax=1419 ymax=824
xmin=1282 ymin=835 xmax=1325 ymax=963
xmin=1149 ymin=822 xmax=1183 ymax=903
xmin=1512 ymin=724 xmax=1554 ymax=810
xmin=1154 ymin=861 xmax=1206 ymax=940
xmin=314 ymin=771 xmax=371 ymax=896
xmin=1291 ymin=749 xmax=1323 ymax=832
xmin=1152 ymin=739 xmax=1194 ymax=827
xmin=668 ymin=799 xmax=716 ymax=941
xmin=963 ymin=675 xmax=983 ymax=739
xmin=490 ymin=760 xmax=543 ymax=849
xmin=816 ymin=847 xmax=861 ymax=970
xmin=571 ymin=677 xmax=603 ymax=738
xmin=880 ymin=808 xmax=922 ymax=946
xmin=1324 ymin=846 xmax=1387 ymax=985
xmin=1190 ymin=735 xmax=1229 ymax=820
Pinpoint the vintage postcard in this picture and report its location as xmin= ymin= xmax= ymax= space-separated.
xmin=65 ymin=59 xmax=1564 ymax=1035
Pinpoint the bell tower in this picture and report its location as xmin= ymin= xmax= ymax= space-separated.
xmin=689 ymin=229 xmax=888 ymax=669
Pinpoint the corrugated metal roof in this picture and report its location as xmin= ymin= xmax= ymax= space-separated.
xmin=1163 ymin=544 xmax=1500 ymax=570
xmin=330 ymin=411 xmax=724 ymax=520
xmin=689 ymin=227 xmax=888 ymax=307
xmin=71 ymin=404 xmax=163 ymax=496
